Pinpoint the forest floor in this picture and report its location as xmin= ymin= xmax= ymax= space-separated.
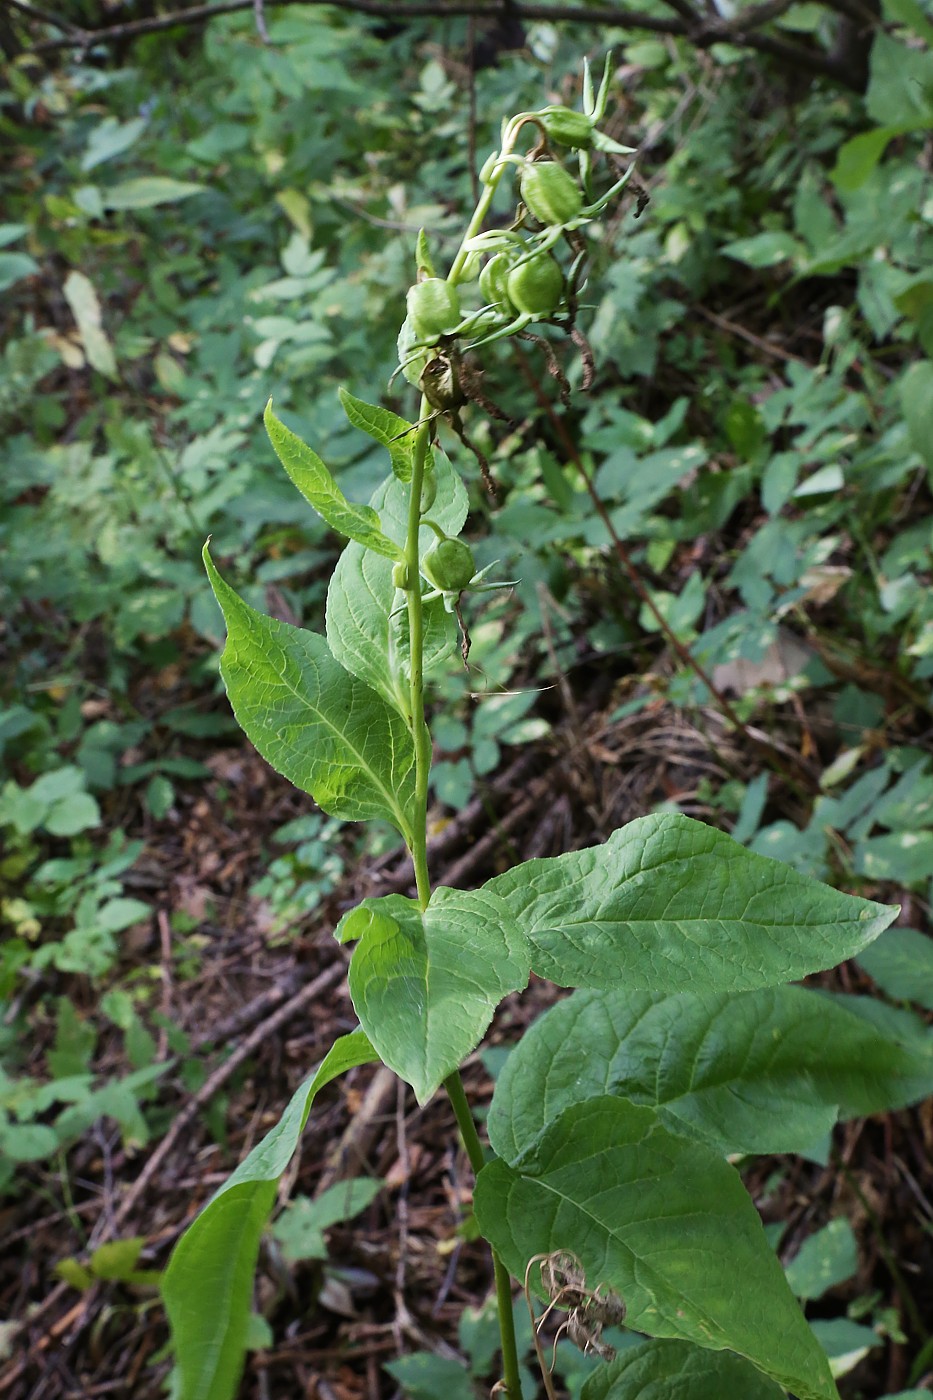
xmin=3 ymin=660 xmax=932 ymax=1400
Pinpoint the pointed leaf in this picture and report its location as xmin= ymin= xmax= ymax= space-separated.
xmin=338 ymin=387 xmax=415 ymax=482
xmin=785 ymin=1219 xmax=858 ymax=1302
xmin=475 ymin=1097 xmax=838 ymax=1400
xmin=325 ymin=456 xmax=466 ymax=714
xmin=581 ymin=1337 xmax=785 ymax=1400
xmin=264 ymin=402 xmax=402 ymax=560
xmin=487 ymin=986 xmax=933 ymax=1161
xmin=484 ymin=813 xmax=896 ymax=993
xmin=204 ymin=546 xmax=417 ymax=840
xmin=337 ymin=887 xmax=529 ymax=1103
xmin=163 ymin=1032 xmax=376 ymax=1400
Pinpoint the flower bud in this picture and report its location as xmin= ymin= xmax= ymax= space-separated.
xmin=506 ymin=253 xmax=565 ymax=316
xmin=422 ymin=537 xmax=476 ymax=592
xmin=406 ymin=278 xmax=462 ymax=343
xmin=479 ymin=253 xmax=514 ymax=310
xmin=539 ymin=107 xmax=595 ymax=150
xmin=519 ymin=160 xmax=583 ymax=226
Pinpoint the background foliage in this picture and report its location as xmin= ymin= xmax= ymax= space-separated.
xmin=1 ymin=0 xmax=932 ymax=1395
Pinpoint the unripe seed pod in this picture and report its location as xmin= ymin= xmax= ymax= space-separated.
xmin=392 ymin=561 xmax=412 ymax=590
xmin=407 ymin=278 xmax=462 ymax=342
xmin=479 ymin=254 xmax=513 ymax=310
xmin=506 ymin=254 xmax=565 ymax=316
xmin=519 ymin=160 xmax=583 ymax=226
xmin=539 ymin=107 xmax=594 ymax=150
xmin=422 ymin=537 xmax=476 ymax=592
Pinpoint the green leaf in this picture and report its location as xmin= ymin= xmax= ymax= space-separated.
xmin=100 ymin=177 xmax=207 ymax=209
xmin=785 ymin=1219 xmax=858 ymax=1301
xmin=325 ymin=456 xmax=466 ymax=715
xmin=809 ymin=1318 xmax=880 ymax=1379
xmin=899 ymin=360 xmax=933 ymax=474
xmin=338 ymin=387 xmax=415 ymax=483
xmin=830 ymin=126 xmax=915 ymax=193
xmin=580 ymin=1337 xmax=785 ymax=1400
xmin=337 ymin=887 xmax=529 ymax=1104
xmin=384 ymin=1353 xmax=477 ymax=1400
xmin=81 ymin=116 xmax=147 ymax=172
xmin=475 ymin=1097 xmax=837 ymax=1400
xmin=856 ymin=925 xmax=933 ymax=1010
xmin=0 ymin=251 xmax=39 ymax=292
xmin=483 ymin=813 xmax=896 ymax=993
xmin=163 ymin=1032 xmax=376 ymax=1400
xmin=270 ymin=1178 xmax=383 ymax=1262
xmin=203 ymin=545 xmax=417 ymax=840
xmin=721 ymin=232 xmax=803 ymax=268
xmin=882 ymin=0 xmax=933 ymax=43
xmin=486 ymin=985 xmax=933 ymax=1162
xmin=264 ymin=402 xmax=402 ymax=560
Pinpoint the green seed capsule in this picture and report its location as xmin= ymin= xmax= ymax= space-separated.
xmin=422 ymin=537 xmax=476 ymax=592
xmin=519 ymin=160 xmax=583 ymax=226
xmin=406 ymin=278 xmax=462 ymax=342
xmin=539 ymin=107 xmax=595 ymax=150
xmin=392 ymin=561 xmax=412 ymax=590
xmin=506 ymin=254 xmax=565 ymax=316
xmin=479 ymin=254 xmax=513 ymax=310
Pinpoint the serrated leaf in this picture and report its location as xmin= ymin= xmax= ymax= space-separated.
xmin=475 ymin=1097 xmax=838 ymax=1400
xmin=486 ymin=985 xmax=933 ymax=1161
xmin=163 ymin=1032 xmax=376 ymax=1400
xmin=264 ymin=402 xmax=402 ymax=560
xmin=325 ymin=456 xmax=466 ymax=715
xmin=580 ymin=1337 xmax=785 ymax=1400
xmin=483 ymin=813 xmax=896 ymax=993
xmin=203 ymin=545 xmax=417 ymax=840
xmin=337 ymin=887 xmax=529 ymax=1103
xmin=338 ymin=387 xmax=415 ymax=482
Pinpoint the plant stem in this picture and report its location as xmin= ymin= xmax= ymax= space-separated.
xmin=402 ymin=406 xmax=523 ymax=1399
xmin=445 ymin=1071 xmax=525 ymax=1400
xmin=404 ymin=396 xmax=434 ymax=909
xmin=448 ymin=120 xmax=522 ymax=284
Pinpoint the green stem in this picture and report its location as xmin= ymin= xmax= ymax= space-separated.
xmin=404 ymin=397 xmax=434 ymax=909
xmin=445 ymin=1071 xmax=525 ymax=1400
xmin=448 ymin=119 xmax=523 ymax=285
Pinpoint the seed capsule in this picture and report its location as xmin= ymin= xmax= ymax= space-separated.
xmin=422 ymin=537 xmax=476 ymax=592
xmin=406 ymin=277 xmax=462 ymax=343
xmin=479 ymin=254 xmax=514 ymax=310
xmin=539 ymin=107 xmax=595 ymax=150
xmin=519 ymin=160 xmax=583 ymax=226
xmin=506 ymin=254 xmax=565 ymax=315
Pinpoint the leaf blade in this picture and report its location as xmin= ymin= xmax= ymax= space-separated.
xmin=475 ymin=1097 xmax=838 ymax=1400
xmin=203 ymin=544 xmax=417 ymax=839
xmin=264 ymin=402 xmax=402 ymax=560
xmin=485 ymin=813 xmax=896 ymax=993
xmin=338 ymin=887 xmax=530 ymax=1103
xmin=163 ymin=1032 xmax=376 ymax=1400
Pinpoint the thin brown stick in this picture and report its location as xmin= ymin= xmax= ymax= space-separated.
xmin=21 ymin=0 xmax=872 ymax=89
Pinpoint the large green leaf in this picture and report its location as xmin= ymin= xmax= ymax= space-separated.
xmin=163 ymin=1032 xmax=377 ymax=1400
xmin=264 ymin=401 xmax=403 ymax=560
xmin=325 ymin=455 xmax=466 ymax=715
xmin=475 ymin=1097 xmax=838 ymax=1400
xmin=336 ymin=887 xmax=529 ymax=1103
xmin=856 ymin=924 xmax=933 ymax=1010
xmin=581 ymin=1337 xmax=785 ymax=1400
xmin=338 ymin=387 xmax=416 ymax=483
xmin=204 ymin=546 xmax=418 ymax=840
xmin=487 ymin=986 xmax=933 ymax=1161
xmin=484 ymin=813 xmax=896 ymax=993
